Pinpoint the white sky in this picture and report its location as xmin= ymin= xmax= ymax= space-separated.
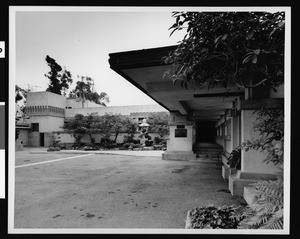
xmin=15 ymin=10 xmax=186 ymax=106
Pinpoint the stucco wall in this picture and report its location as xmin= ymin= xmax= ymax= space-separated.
xmin=28 ymin=116 xmax=65 ymax=132
xmin=167 ymin=125 xmax=193 ymax=151
xmin=241 ymin=110 xmax=281 ymax=174
xmin=18 ymin=130 xmax=29 ymax=146
xmin=28 ymin=132 xmax=40 ymax=147
xmin=216 ymin=137 xmax=224 ymax=148
xmin=26 ymin=91 xmax=67 ymax=108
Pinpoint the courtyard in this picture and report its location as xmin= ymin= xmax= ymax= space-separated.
xmin=14 ymin=149 xmax=246 ymax=229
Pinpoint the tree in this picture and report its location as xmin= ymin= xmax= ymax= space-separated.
xmin=69 ymin=76 xmax=110 ymax=107
xmin=15 ymin=85 xmax=28 ymax=103
xmin=45 ymin=55 xmax=73 ymax=95
xmin=164 ymin=12 xmax=284 ymax=90
xmin=63 ymin=113 xmax=101 ymax=145
xmin=147 ymin=112 xmax=170 ymax=138
xmin=15 ymin=85 xmax=30 ymax=124
xmin=63 ymin=113 xmax=137 ymax=145
xmin=97 ymin=114 xmax=137 ymax=143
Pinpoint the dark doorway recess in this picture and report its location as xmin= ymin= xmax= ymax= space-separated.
xmin=40 ymin=133 xmax=44 ymax=147
xmin=196 ymin=120 xmax=216 ymax=143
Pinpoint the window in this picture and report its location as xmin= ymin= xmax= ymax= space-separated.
xmin=32 ymin=123 xmax=39 ymax=132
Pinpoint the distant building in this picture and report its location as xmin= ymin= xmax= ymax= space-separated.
xmin=16 ymin=91 xmax=168 ymax=147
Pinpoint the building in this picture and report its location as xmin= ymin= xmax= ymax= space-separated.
xmin=108 ymin=45 xmax=285 ymax=197
xmin=16 ymin=91 xmax=168 ymax=147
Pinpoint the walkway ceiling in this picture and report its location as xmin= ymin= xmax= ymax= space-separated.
xmin=109 ymin=46 xmax=244 ymax=121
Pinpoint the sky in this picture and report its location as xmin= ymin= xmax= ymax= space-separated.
xmin=15 ymin=9 xmax=186 ymax=106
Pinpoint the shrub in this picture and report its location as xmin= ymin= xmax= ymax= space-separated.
xmin=132 ymin=139 xmax=140 ymax=144
xmin=123 ymin=135 xmax=134 ymax=143
xmin=50 ymin=132 xmax=61 ymax=148
xmin=145 ymin=140 xmax=153 ymax=147
xmin=122 ymin=143 xmax=132 ymax=149
xmin=188 ymin=205 xmax=243 ymax=229
xmin=90 ymin=137 xmax=96 ymax=145
xmin=73 ymin=134 xmax=83 ymax=147
xmin=239 ymin=178 xmax=283 ymax=229
xmin=227 ymin=146 xmax=242 ymax=169
xmin=154 ymin=136 xmax=162 ymax=145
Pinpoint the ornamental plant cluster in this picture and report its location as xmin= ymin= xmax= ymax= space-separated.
xmin=226 ymin=145 xmax=242 ymax=170
xmin=188 ymin=205 xmax=243 ymax=229
xmin=239 ymin=178 xmax=283 ymax=229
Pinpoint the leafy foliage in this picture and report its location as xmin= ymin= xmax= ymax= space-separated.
xmin=63 ymin=113 xmax=137 ymax=145
xmin=73 ymin=134 xmax=83 ymax=147
xmin=188 ymin=205 xmax=243 ymax=229
xmin=15 ymin=85 xmax=27 ymax=103
xmin=97 ymin=114 xmax=137 ymax=143
xmin=63 ymin=113 xmax=100 ymax=145
xmin=147 ymin=112 xmax=170 ymax=138
xmin=164 ymin=12 xmax=284 ymax=90
xmin=239 ymin=178 xmax=283 ymax=229
xmin=45 ymin=55 xmax=73 ymax=95
xmin=227 ymin=145 xmax=241 ymax=169
xmin=69 ymin=76 xmax=110 ymax=106
xmin=242 ymin=107 xmax=284 ymax=166
xmin=50 ymin=132 xmax=61 ymax=147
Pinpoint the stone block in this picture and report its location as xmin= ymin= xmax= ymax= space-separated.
xmin=228 ymin=174 xmax=257 ymax=197
xmin=244 ymin=186 xmax=259 ymax=205
xmin=228 ymin=170 xmax=279 ymax=197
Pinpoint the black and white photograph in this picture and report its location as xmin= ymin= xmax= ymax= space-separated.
xmin=1 ymin=4 xmax=292 ymax=236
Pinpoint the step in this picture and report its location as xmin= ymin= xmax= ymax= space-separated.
xmin=196 ymin=158 xmax=222 ymax=163
xmin=195 ymin=151 xmax=222 ymax=155
xmin=196 ymin=154 xmax=221 ymax=159
xmin=193 ymin=147 xmax=223 ymax=151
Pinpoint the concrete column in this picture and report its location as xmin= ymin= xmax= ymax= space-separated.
xmin=241 ymin=110 xmax=280 ymax=174
xmin=228 ymin=109 xmax=281 ymax=196
xmin=167 ymin=125 xmax=193 ymax=152
xmin=162 ymin=112 xmax=196 ymax=161
xmin=230 ymin=116 xmax=239 ymax=151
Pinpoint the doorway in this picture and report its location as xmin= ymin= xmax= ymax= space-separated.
xmin=195 ymin=120 xmax=216 ymax=143
xmin=40 ymin=133 xmax=44 ymax=146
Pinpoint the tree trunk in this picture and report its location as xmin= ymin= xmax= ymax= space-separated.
xmin=89 ymin=133 xmax=93 ymax=144
xmin=114 ymin=132 xmax=119 ymax=143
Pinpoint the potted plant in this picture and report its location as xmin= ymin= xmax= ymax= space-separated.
xmin=226 ymin=146 xmax=241 ymax=174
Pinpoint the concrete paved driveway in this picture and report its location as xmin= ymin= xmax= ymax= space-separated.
xmin=14 ymin=151 xmax=246 ymax=229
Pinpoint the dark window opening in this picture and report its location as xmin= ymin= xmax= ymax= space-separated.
xmin=32 ymin=123 xmax=39 ymax=132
